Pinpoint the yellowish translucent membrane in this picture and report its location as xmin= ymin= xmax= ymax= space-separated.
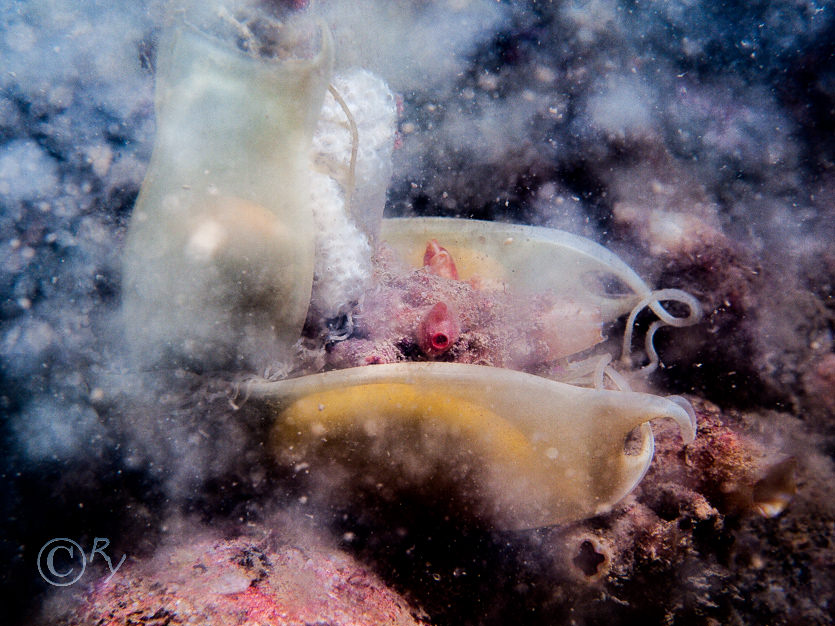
xmin=123 ymin=20 xmax=333 ymax=369
xmin=248 ymin=363 xmax=696 ymax=529
xmin=380 ymin=218 xmax=702 ymax=371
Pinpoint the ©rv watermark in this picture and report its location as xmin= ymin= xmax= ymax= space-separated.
xmin=37 ymin=537 xmax=127 ymax=587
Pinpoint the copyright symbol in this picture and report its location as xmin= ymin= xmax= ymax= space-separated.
xmin=37 ymin=538 xmax=86 ymax=586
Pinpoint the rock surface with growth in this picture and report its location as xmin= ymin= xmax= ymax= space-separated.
xmin=52 ymin=530 xmax=428 ymax=626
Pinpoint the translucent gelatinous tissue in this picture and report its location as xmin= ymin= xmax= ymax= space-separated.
xmin=123 ymin=15 xmax=333 ymax=370
xmin=380 ymin=217 xmax=702 ymax=375
xmin=381 ymin=217 xmax=649 ymax=320
xmin=248 ymin=363 xmax=696 ymax=530
xmin=246 ymin=218 xmax=702 ymax=529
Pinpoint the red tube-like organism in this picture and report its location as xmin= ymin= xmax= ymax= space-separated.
xmin=418 ymin=302 xmax=460 ymax=357
xmin=423 ymin=239 xmax=459 ymax=280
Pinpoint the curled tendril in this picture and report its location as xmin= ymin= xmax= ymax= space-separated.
xmin=621 ymin=288 xmax=702 ymax=372
xmin=561 ymin=354 xmax=632 ymax=391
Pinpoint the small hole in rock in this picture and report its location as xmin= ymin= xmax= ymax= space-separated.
xmin=572 ymin=540 xmax=606 ymax=577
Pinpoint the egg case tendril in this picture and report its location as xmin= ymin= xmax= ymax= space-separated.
xmin=620 ymin=288 xmax=703 ymax=373
xmin=558 ymin=354 xmax=631 ymax=391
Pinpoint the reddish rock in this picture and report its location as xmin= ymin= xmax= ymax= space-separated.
xmin=53 ymin=531 xmax=427 ymax=626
